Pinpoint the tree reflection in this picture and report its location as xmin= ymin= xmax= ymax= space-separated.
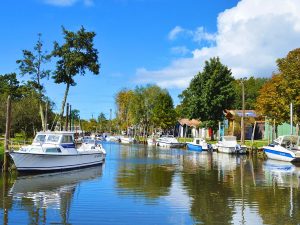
xmin=117 ymin=164 xmax=175 ymax=199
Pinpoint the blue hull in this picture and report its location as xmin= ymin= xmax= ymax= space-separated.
xmin=187 ymin=143 xmax=203 ymax=152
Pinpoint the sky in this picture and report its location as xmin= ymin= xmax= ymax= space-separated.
xmin=1 ymin=0 xmax=300 ymax=120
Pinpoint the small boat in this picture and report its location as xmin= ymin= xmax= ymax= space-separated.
xmin=156 ymin=135 xmax=184 ymax=148
xmin=120 ymin=136 xmax=135 ymax=144
xmin=186 ymin=138 xmax=212 ymax=152
xmin=263 ymin=135 xmax=300 ymax=162
xmin=9 ymin=131 xmax=106 ymax=172
xmin=216 ymin=136 xmax=246 ymax=154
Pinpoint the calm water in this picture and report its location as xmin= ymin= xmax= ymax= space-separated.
xmin=1 ymin=142 xmax=300 ymax=225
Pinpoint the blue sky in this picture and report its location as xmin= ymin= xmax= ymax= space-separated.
xmin=1 ymin=0 xmax=300 ymax=119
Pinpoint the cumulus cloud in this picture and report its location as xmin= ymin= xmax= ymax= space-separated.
xmin=136 ymin=0 xmax=300 ymax=89
xmin=43 ymin=0 xmax=93 ymax=6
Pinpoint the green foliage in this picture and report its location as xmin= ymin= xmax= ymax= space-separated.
xmin=16 ymin=33 xmax=51 ymax=131
xmin=256 ymin=48 xmax=300 ymax=126
xmin=0 ymin=73 xmax=21 ymax=99
xmin=233 ymin=77 xmax=269 ymax=109
xmin=16 ymin=33 xmax=51 ymax=93
xmin=115 ymin=85 xmax=176 ymax=134
xmin=52 ymin=26 xmax=100 ymax=121
xmin=178 ymin=57 xmax=235 ymax=131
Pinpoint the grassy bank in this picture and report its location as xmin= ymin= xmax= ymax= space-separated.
xmin=178 ymin=137 xmax=268 ymax=148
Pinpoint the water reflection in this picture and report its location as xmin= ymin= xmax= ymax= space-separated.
xmin=1 ymin=166 xmax=102 ymax=224
xmin=2 ymin=143 xmax=300 ymax=225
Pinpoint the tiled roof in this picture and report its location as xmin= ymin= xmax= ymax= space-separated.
xmin=178 ymin=118 xmax=200 ymax=127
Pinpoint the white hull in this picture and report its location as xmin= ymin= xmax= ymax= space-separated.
xmin=10 ymin=151 xmax=105 ymax=172
xmin=120 ymin=137 xmax=134 ymax=144
xmin=157 ymin=141 xmax=183 ymax=148
xmin=264 ymin=147 xmax=300 ymax=162
xmin=218 ymin=146 xmax=246 ymax=154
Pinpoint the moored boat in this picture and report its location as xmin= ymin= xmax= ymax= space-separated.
xmin=263 ymin=135 xmax=300 ymax=162
xmin=156 ymin=135 xmax=184 ymax=148
xmin=9 ymin=131 xmax=106 ymax=172
xmin=216 ymin=136 xmax=246 ymax=154
xmin=186 ymin=138 xmax=212 ymax=152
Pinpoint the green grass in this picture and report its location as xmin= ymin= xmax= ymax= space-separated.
xmin=178 ymin=137 xmax=268 ymax=148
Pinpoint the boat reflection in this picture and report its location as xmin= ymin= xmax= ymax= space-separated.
xmin=7 ymin=166 xmax=103 ymax=224
xmin=263 ymin=160 xmax=300 ymax=188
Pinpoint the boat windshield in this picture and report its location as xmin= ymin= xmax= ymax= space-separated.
xmin=47 ymin=135 xmax=60 ymax=143
xmin=33 ymin=134 xmax=46 ymax=144
xmin=280 ymin=136 xmax=298 ymax=147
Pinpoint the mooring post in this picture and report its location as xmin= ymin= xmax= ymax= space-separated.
xmin=3 ymin=95 xmax=12 ymax=172
xmin=65 ymin=103 xmax=69 ymax=131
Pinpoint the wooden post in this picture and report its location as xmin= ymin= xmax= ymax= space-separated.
xmin=3 ymin=95 xmax=12 ymax=172
xmin=44 ymin=101 xmax=48 ymax=131
xmin=69 ymin=104 xmax=72 ymax=131
xmin=65 ymin=103 xmax=69 ymax=131
xmin=251 ymin=121 xmax=257 ymax=149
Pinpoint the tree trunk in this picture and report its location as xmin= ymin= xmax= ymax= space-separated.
xmin=39 ymin=103 xmax=45 ymax=131
xmin=59 ymin=83 xmax=70 ymax=124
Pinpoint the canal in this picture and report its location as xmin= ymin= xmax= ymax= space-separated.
xmin=1 ymin=142 xmax=300 ymax=224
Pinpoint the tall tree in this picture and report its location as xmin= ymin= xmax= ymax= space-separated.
xmin=115 ymin=89 xmax=135 ymax=131
xmin=256 ymin=48 xmax=300 ymax=130
xmin=233 ymin=77 xmax=269 ymax=109
xmin=178 ymin=57 xmax=235 ymax=139
xmin=16 ymin=33 xmax=51 ymax=131
xmin=0 ymin=73 xmax=21 ymax=99
xmin=52 ymin=26 xmax=100 ymax=124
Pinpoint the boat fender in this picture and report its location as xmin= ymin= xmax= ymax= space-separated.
xmin=235 ymin=144 xmax=241 ymax=151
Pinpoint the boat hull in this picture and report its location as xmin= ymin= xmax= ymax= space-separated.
xmin=217 ymin=146 xmax=246 ymax=154
xmin=9 ymin=151 xmax=105 ymax=172
xmin=263 ymin=147 xmax=300 ymax=162
xmin=157 ymin=141 xmax=183 ymax=148
xmin=187 ymin=143 xmax=203 ymax=152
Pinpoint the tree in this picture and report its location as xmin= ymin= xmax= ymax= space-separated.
xmin=178 ymin=57 xmax=235 ymax=139
xmin=152 ymin=91 xmax=176 ymax=131
xmin=52 ymin=26 xmax=100 ymax=124
xmin=256 ymin=48 xmax=300 ymax=132
xmin=16 ymin=33 xmax=51 ymax=131
xmin=0 ymin=73 xmax=21 ymax=99
xmin=233 ymin=77 xmax=269 ymax=109
xmin=115 ymin=89 xmax=135 ymax=131
xmin=98 ymin=112 xmax=108 ymax=133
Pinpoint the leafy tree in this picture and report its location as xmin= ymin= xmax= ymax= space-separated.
xmin=233 ymin=77 xmax=269 ymax=109
xmin=178 ymin=57 xmax=235 ymax=139
xmin=256 ymin=48 xmax=300 ymax=132
xmin=115 ymin=89 xmax=135 ymax=131
xmin=52 ymin=26 xmax=100 ymax=123
xmin=152 ymin=91 xmax=176 ymax=131
xmin=98 ymin=112 xmax=108 ymax=133
xmin=16 ymin=33 xmax=51 ymax=131
xmin=0 ymin=73 xmax=21 ymax=99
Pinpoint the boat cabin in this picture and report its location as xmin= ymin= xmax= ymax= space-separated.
xmin=24 ymin=131 xmax=77 ymax=154
xmin=270 ymin=135 xmax=300 ymax=150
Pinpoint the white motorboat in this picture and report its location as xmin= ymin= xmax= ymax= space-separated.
xmin=186 ymin=138 xmax=212 ymax=152
xmin=9 ymin=131 xmax=106 ymax=172
xmin=263 ymin=135 xmax=300 ymax=162
xmin=120 ymin=136 xmax=135 ymax=144
xmin=156 ymin=135 xmax=183 ymax=148
xmin=216 ymin=136 xmax=246 ymax=154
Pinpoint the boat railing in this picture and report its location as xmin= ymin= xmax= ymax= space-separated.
xmin=0 ymin=138 xmax=32 ymax=151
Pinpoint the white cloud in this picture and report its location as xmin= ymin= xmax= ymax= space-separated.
xmin=136 ymin=0 xmax=300 ymax=89
xmin=168 ymin=26 xmax=185 ymax=40
xmin=43 ymin=0 xmax=94 ymax=6
xmin=170 ymin=46 xmax=190 ymax=56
